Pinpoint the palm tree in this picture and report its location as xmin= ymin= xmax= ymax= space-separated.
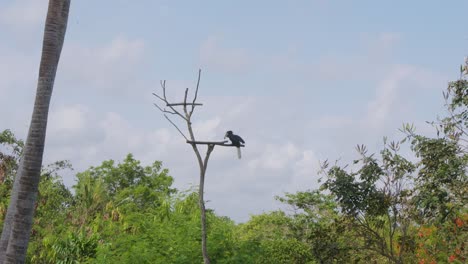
xmin=0 ymin=0 xmax=71 ymax=263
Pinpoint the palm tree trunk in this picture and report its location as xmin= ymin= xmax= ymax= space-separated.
xmin=0 ymin=1 xmax=71 ymax=263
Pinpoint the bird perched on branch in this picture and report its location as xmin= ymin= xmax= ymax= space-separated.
xmin=225 ymin=131 xmax=245 ymax=159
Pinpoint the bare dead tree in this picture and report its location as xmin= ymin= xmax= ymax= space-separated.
xmin=153 ymin=70 xmax=242 ymax=264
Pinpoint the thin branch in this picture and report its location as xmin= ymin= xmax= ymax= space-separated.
xmin=183 ymin=88 xmax=189 ymax=119
xmin=184 ymin=88 xmax=189 ymax=104
xmin=167 ymin=107 xmax=188 ymax=121
xmin=167 ymin=103 xmax=203 ymax=106
xmin=154 ymin=81 xmax=188 ymax=121
xmin=187 ymin=140 xmax=245 ymax=147
xmin=164 ymin=114 xmax=188 ymax=140
xmin=152 ymin=92 xmax=166 ymax=103
xmin=153 ymin=103 xmax=178 ymax=115
xmin=187 ymin=140 xmax=227 ymax=145
xmin=161 ymin=80 xmax=167 ymax=100
xmin=182 ymin=88 xmax=191 ymax=126
xmin=190 ymin=69 xmax=202 ymax=116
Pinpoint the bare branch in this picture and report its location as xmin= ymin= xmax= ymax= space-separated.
xmin=154 ymin=81 xmax=189 ymax=121
xmin=153 ymin=103 xmax=178 ymax=115
xmin=169 ymin=108 xmax=188 ymax=121
xmin=163 ymin=114 xmax=188 ymax=140
xmin=183 ymin=88 xmax=189 ymax=119
xmin=184 ymin=88 xmax=189 ymax=105
xmin=167 ymin=103 xmax=203 ymax=106
xmin=187 ymin=140 xmax=245 ymax=147
xmin=190 ymin=69 xmax=202 ymax=116
xmin=154 ymin=98 xmax=187 ymax=120
xmin=187 ymin=140 xmax=227 ymax=145
xmin=161 ymin=80 xmax=167 ymax=99
xmin=152 ymin=92 xmax=166 ymax=103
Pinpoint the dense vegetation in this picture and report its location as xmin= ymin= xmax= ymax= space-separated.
xmin=0 ymin=64 xmax=467 ymax=263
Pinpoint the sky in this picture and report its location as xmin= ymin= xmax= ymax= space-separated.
xmin=0 ymin=0 xmax=467 ymax=222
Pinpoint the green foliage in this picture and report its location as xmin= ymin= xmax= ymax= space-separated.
xmin=410 ymin=137 xmax=467 ymax=222
xmin=276 ymin=191 xmax=356 ymax=264
xmin=0 ymin=130 xmax=24 ymax=236
xmin=26 ymin=163 xmax=75 ymax=263
xmin=321 ymin=142 xmax=416 ymax=263
xmin=71 ymin=154 xmax=175 ymax=227
xmin=74 ymin=154 xmax=175 ymax=202
xmin=0 ymin=129 xmax=23 ymax=203
xmin=403 ymin=69 xmax=468 ymax=224
xmin=0 ymin=129 xmax=24 ymax=155
xmin=237 ymin=211 xmax=314 ymax=263
xmin=404 ymin=60 xmax=468 ymax=263
xmin=50 ymin=232 xmax=99 ymax=264
xmin=317 ymin=59 xmax=468 ymax=263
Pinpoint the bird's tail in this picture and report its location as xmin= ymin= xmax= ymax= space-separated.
xmin=237 ymin=147 xmax=242 ymax=159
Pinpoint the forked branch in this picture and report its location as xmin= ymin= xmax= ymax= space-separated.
xmin=153 ymin=81 xmax=188 ymax=122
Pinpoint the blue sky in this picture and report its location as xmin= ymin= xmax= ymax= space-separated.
xmin=1 ymin=0 xmax=467 ymax=222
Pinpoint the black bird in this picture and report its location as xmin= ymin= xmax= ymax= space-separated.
xmin=225 ymin=131 xmax=245 ymax=159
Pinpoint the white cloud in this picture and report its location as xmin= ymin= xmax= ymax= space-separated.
xmin=100 ymin=37 xmax=145 ymax=62
xmin=49 ymin=104 xmax=88 ymax=132
xmin=0 ymin=44 xmax=37 ymax=99
xmin=0 ymin=0 xmax=47 ymax=29
xmin=193 ymin=117 xmax=222 ymax=140
xmin=46 ymin=104 xmax=103 ymax=165
xmin=376 ymin=32 xmax=401 ymax=48
xmin=45 ymin=109 xmax=172 ymax=184
xmin=315 ymin=115 xmax=354 ymax=129
xmin=199 ymin=36 xmax=252 ymax=73
xmin=205 ymin=141 xmax=322 ymax=221
xmin=366 ymin=32 xmax=401 ymax=59
xmin=249 ymin=143 xmax=300 ymax=170
xmin=59 ymin=36 xmax=146 ymax=91
xmin=288 ymin=150 xmax=321 ymax=191
xmin=267 ymin=32 xmax=402 ymax=82
xmin=293 ymin=150 xmax=319 ymax=177
xmin=365 ymin=64 xmax=444 ymax=128
xmin=366 ymin=65 xmax=413 ymax=126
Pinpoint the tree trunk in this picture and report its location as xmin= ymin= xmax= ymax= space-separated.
xmin=199 ymin=145 xmax=214 ymax=264
xmin=156 ymin=71 xmax=212 ymax=263
xmin=0 ymin=1 xmax=70 ymax=263
xmin=199 ymin=170 xmax=209 ymax=264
